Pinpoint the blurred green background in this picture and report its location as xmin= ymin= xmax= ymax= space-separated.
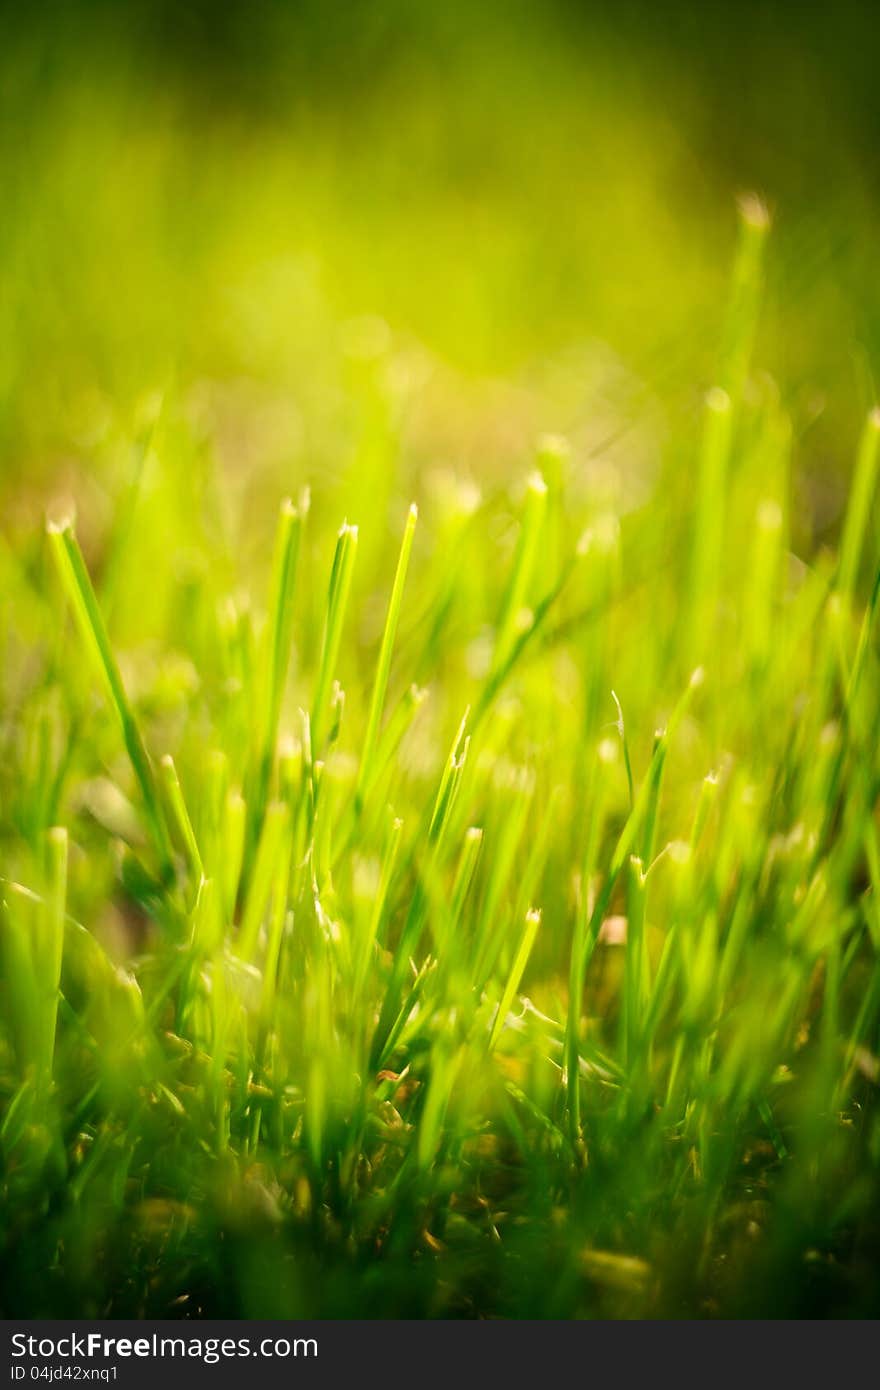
xmin=1 ymin=0 xmax=878 ymax=542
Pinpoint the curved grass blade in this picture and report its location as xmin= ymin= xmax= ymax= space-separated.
xmin=47 ymin=518 xmax=171 ymax=871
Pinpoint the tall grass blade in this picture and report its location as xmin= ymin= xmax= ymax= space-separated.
xmin=355 ymin=503 xmax=418 ymax=811
xmin=47 ymin=519 xmax=171 ymax=869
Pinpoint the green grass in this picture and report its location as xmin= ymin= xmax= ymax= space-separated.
xmin=2 ymin=195 xmax=880 ymax=1318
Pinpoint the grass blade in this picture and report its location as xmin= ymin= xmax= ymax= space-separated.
xmin=488 ymin=907 xmax=541 ymax=1052
xmin=311 ymin=522 xmax=358 ymax=754
xmin=355 ymin=502 xmax=418 ymax=811
xmin=47 ymin=518 xmax=171 ymax=870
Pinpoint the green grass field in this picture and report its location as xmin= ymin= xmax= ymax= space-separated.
xmin=2 ymin=2 xmax=880 ymax=1319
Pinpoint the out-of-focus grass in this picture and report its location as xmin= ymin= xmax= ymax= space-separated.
xmin=2 ymin=0 xmax=880 ymax=1320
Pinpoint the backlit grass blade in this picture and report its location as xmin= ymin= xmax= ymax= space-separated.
xmin=473 ymin=539 xmax=582 ymax=728
xmin=417 ymin=1040 xmax=466 ymax=1170
xmin=260 ymin=836 xmax=293 ymax=1019
xmin=690 ymin=770 xmax=720 ymax=851
xmin=311 ymin=521 xmax=358 ymax=754
xmin=354 ymin=812 xmax=402 ymax=1003
xmin=42 ymin=826 xmax=68 ymax=1083
xmin=565 ymin=738 xmax=615 ymax=1138
xmin=687 ymin=387 xmax=733 ymax=664
xmin=427 ymin=707 xmax=470 ymax=847
xmin=611 ymin=689 xmax=635 ymax=809
xmin=845 ymin=563 xmax=880 ymax=715
xmin=265 ymin=496 xmax=307 ymax=741
xmin=744 ymin=498 xmax=784 ymax=673
xmin=719 ymin=193 xmax=770 ymax=410
xmin=237 ymin=800 xmax=290 ymax=961
xmin=251 ymin=493 xmax=307 ymax=832
xmin=566 ymin=671 xmax=701 ymax=1128
xmin=837 ymin=407 xmax=880 ymax=601
xmin=369 ymin=710 xmax=470 ymax=1067
xmin=621 ymin=856 xmax=648 ymax=1070
xmin=472 ymin=769 xmax=531 ymax=984
xmin=355 ymin=502 xmax=417 ymax=812
xmin=221 ymin=789 xmax=247 ymax=923
xmin=492 ymin=472 xmax=547 ymax=675
xmin=47 ymin=518 xmax=171 ymax=870
xmin=488 ymin=907 xmax=541 ymax=1052
xmin=450 ymin=825 xmax=483 ymax=928
xmin=160 ymin=754 xmax=204 ymax=888
xmin=0 ymin=886 xmax=43 ymax=1079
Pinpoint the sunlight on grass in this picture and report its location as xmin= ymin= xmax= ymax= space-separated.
xmin=2 ymin=2 xmax=880 ymax=1321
